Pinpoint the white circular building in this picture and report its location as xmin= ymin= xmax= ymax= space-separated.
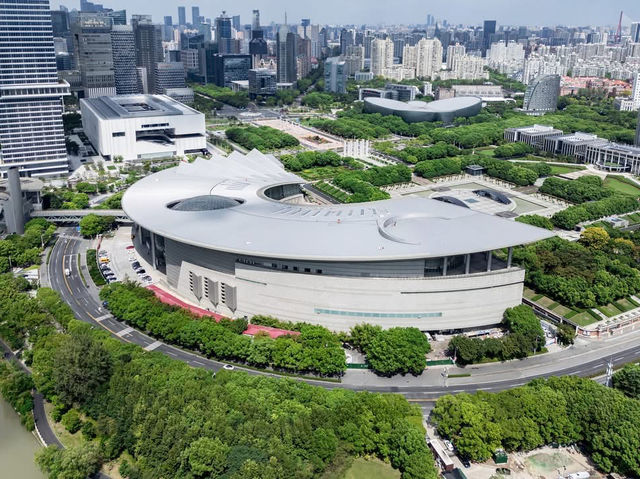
xmin=122 ymin=150 xmax=553 ymax=332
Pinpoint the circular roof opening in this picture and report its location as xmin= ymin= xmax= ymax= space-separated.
xmin=167 ymin=195 xmax=244 ymax=211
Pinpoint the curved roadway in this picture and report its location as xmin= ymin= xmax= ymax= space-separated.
xmin=48 ymin=228 xmax=640 ymax=403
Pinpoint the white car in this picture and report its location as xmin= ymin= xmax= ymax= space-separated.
xmin=444 ymin=440 xmax=454 ymax=452
xmin=223 ymin=364 xmax=235 ymax=371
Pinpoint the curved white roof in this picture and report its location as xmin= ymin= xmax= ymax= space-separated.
xmin=367 ymin=96 xmax=482 ymax=113
xmin=122 ymin=150 xmax=554 ymax=261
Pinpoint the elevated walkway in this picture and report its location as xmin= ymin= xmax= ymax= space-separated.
xmin=31 ymin=209 xmax=130 ymax=223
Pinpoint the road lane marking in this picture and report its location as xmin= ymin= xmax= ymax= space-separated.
xmin=115 ymin=327 xmax=134 ymax=337
xmin=192 ymin=360 xmax=205 ymax=366
xmin=144 ymin=340 xmax=162 ymax=351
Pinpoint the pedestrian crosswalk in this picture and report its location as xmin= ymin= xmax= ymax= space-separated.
xmin=144 ymin=340 xmax=163 ymax=351
xmin=115 ymin=326 xmax=134 ymax=337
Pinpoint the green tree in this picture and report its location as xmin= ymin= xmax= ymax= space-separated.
xmin=180 ymin=437 xmax=230 ymax=478
xmin=52 ymin=330 xmax=113 ymax=405
xmin=612 ymin=363 xmax=640 ymax=399
xmin=36 ymin=444 xmax=102 ymax=479
xmin=78 ymin=214 xmax=115 ymax=237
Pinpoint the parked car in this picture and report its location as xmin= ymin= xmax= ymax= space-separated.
xmin=102 ymin=301 xmax=109 ymax=308
xmin=141 ymin=275 xmax=152 ymax=282
xmin=444 ymin=440 xmax=454 ymax=452
xmin=496 ymin=468 xmax=511 ymax=475
xmin=136 ymin=269 xmax=146 ymax=275
xmin=462 ymin=460 xmax=471 ymax=469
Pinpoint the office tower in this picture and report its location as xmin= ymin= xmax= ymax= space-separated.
xmin=340 ymin=29 xmax=354 ymax=55
xmin=211 ymin=54 xmax=251 ymax=87
xmin=155 ymin=62 xmax=186 ymax=93
xmin=51 ymin=9 xmax=70 ymax=35
xmin=178 ymin=6 xmax=186 ymax=27
xmin=370 ymin=38 xmax=393 ymax=77
xmin=483 ymin=20 xmax=496 ymax=56
xmin=252 ymin=10 xmax=260 ymax=31
xmin=324 ymin=57 xmax=347 ymax=93
xmin=164 ymin=16 xmax=172 ymax=26
xmin=215 ymin=12 xmax=235 ymax=53
xmin=111 ymin=25 xmax=139 ymax=94
xmin=344 ymin=44 xmax=364 ymax=76
xmin=133 ymin=16 xmax=163 ymax=94
xmin=248 ymin=68 xmax=276 ymax=98
xmin=631 ymin=22 xmax=640 ymax=43
xmin=523 ymin=74 xmax=561 ymax=113
xmin=635 ymin=110 xmax=640 ymax=146
xmin=192 ymin=6 xmax=200 ymax=27
xmin=249 ymin=13 xmax=267 ymax=68
xmin=426 ymin=14 xmax=434 ymax=26
xmin=107 ymin=10 xmax=126 ymax=25
xmin=276 ymin=25 xmax=297 ymax=83
xmin=297 ymin=37 xmax=312 ymax=78
xmin=0 ymin=0 xmax=69 ymax=176
xmin=232 ymin=15 xmax=240 ymax=32
xmin=72 ymin=13 xmax=116 ymax=98
xmin=80 ymin=0 xmax=105 ymax=12
xmin=162 ymin=15 xmax=173 ymax=41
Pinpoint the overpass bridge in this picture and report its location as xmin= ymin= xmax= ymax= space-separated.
xmin=31 ymin=209 xmax=131 ymax=224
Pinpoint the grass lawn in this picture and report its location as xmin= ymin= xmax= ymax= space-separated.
xmin=477 ymin=148 xmax=496 ymax=157
xmin=549 ymin=164 xmax=586 ymax=175
xmin=523 ymin=288 xmax=537 ymax=299
xmin=570 ymin=311 xmax=600 ymax=327
xmin=340 ymin=458 xmax=400 ymax=479
xmin=604 ymin=175 xmax=640 ymax=197
xmin=623 ymin=212 xmax=640 ymax=224
xmin=613 ymin=297 xmax=638 ymax=312
xmin=44 ymin=402 xmax=85 ymax=449
xmin=553 ymin=304 xmax=573 ymax=317
xmin=596 ymin=303 xmax=623 ymax=318
xmin=537 ymin=296 xmax=557 ymax=309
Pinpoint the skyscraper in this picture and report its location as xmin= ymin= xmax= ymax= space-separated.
xmin=154 ymin=62 xmax=186 ymax=94
xmin=0 ymin=0 xmax=69 ymax=176
xmin=251 ymin=10 xmax=260 ymax=31
xmin=483 ymin=20 xmax=496 ymax=57
xmin=232 ymin=15 xmax=240 ymax=32
xmin=192 ymin=6 xmax=200 ymax=27
xmin=631 ymin=22 xmax=640 ymax=43
xmin=340 ymin=29 xmax=354 ymax=55
xmin=111 ymin=25 xmax=138 ymax=94
xmin=178 ymin=6 xmax=186 ymax=27
xmin=276 ymin=24 xmax=297 ymax=83
xmin=133 ymin=15 xmax=163 ymax=94
xmin=215 ymin=12 xmax=237 ymax=54
xmin=370 ymin=38 xmax=393 ymax=77
xmin=72 ymin=13 xmax=116 ymax=98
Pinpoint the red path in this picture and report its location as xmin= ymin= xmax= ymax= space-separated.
xmin=147 ymin=285 xmax=298 ymax=339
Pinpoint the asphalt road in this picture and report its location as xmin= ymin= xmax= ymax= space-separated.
xmin=48 ymin=228 xmax=640 ymax=403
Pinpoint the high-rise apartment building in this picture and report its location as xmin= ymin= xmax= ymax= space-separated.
xmin=324 ymin=57 xmax=347 ymax=93
xmin=446 ymin=43 xmax=465 ymax=69
xmin=111 ymin=25 xmax=138 ymax=94
xmin=276 ymin=25 xmax=297 ymax=83
xmin=635 ymin=110 xmax=640 ymax=146
xmin=0 ymin=0 xmax=69 ymax=176
xmin=371 ymin=38 xmax=393 ymax=77
xmin=72 ymin=13 xmax=116 ymax=98
xmin=416 ymin=38 xmax=442 ymax=79
xmin=344 ymin=45 xmax=365 ymax=76
xmin=191 ymin=6 xmax=200 ymax=27
xmin=178 ymin=6 xmax=186 ymax=27
xmin=340 ymin=29 xmax=354 ymax=55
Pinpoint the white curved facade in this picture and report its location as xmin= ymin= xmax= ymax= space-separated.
xmin=123 ymin=150 xmax=553 ymax=331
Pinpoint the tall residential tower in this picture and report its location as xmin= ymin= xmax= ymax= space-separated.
xmin=0 ymin=0 xmax=69 ymax=176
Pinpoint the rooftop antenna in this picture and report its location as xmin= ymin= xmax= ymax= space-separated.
xmin=284 ymin=12 xmax=287 ymax=25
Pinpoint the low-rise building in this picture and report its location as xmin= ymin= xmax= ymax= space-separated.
xmin=248 ymin=68 xmax=277 ymax=98
xmin=504 ymin=125 xmax=563 ymax=148
xmin=584 ymin=141 xmax=640 ymax=174
xmin=542 ymin=132 xmax=606 ymax=160
xmin=80 ymin=94 xmax=206 ymax=162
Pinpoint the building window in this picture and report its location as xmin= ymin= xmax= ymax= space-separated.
xmin=316 ymin=269 xmax=322 ymax=274
xmin=112 ymin=131 xmax=125 ymax=137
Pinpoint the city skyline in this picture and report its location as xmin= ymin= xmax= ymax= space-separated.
xmin=49 ymin=0 xmax=640 ymax=27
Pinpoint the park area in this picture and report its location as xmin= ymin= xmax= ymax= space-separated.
xmin=252 ymin=118 xmax=343 ymax=150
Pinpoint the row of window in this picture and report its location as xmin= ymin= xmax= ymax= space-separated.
xmin=314 ymin=308 xmax=442 ymax=319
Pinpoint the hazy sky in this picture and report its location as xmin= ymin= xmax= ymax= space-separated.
xmin=50 ymin=0 xmax=640 ymax=27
